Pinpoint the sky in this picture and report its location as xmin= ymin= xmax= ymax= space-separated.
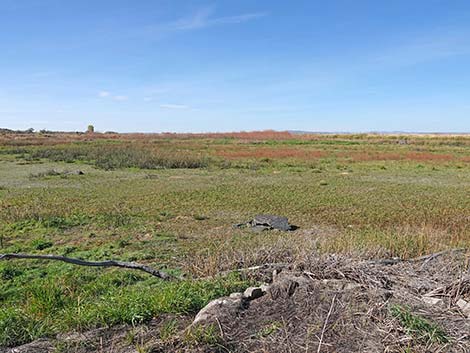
xmin=1 ymin=0 xmax=470 ymax=133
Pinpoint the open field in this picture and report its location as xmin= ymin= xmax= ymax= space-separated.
xmin=0 ymin=131 xmax=469 ymax=352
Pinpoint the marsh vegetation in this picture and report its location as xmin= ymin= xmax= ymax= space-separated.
xmin=0 ymin=131 xmax=468 ymax=351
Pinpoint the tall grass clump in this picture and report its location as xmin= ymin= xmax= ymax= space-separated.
xmin=29 ymin=144 xmax=209 ymax=170
xmin=93 ymin=146 xmax=208 ymax=170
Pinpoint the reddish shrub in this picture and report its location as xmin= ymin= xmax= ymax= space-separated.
xmin=216 ymin=148 xmax=327 ymax=159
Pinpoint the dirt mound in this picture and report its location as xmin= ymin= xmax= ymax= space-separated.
xmin=4 ymin=251 xmax=470 ymax=353
xmin=209 ymin=274 xmax=390 ymax=352
xmin=178 ymin=251 xmax=470 ymax=352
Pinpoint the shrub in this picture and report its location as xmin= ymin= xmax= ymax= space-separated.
xmin=29 ymin=145 xmax=209 ymax=170
xmin=31 ymin=239 xmax=53 ymax=250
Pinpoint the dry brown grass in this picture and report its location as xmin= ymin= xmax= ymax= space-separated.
xmin=2 ymin=130 xmax=469 ymax=147
xmin=338 ymin=151 xmax=456 ymax=162
xmin=0 ymin=130 xmax=296 ymax=146
xmin=216 ymin=147 xmax=327 ymax=160
xmin=181 ymin=230 xmax=321 ymax=277
xmin=178 ymin=223 xmax=469 ymax=279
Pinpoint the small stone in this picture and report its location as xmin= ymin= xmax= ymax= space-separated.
xmin=456 ymin=299 xmax=470 ymax=317
xmin=260 ymin=284 xmax=270 ymax=293
xmin=230 ymin=292 xmax=243 ymax=299
xmin=273 ymin=269 xmax=280 ymax=281
xmin=422 ymin=296 xmax=444 ymax=306
xmin=243 ymin=287 xmax=264 ymax=300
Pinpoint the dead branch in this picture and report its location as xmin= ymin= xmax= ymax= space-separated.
xmin=424 ymin=275 xmax=470 ymax=300
xmin=414 ymin=248 xmax=467 ymax=270
xmin=0 ymin=253 xmax=175 ymax=280
xmin=189 ymin=262 xmax=287 ymax=280
xmin=365 ymin=248 xmax=467 ymax=267
xmin=317 ymin=293 xmax=337 ymax=353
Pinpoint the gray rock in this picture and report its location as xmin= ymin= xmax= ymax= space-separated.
xmin=234 ymin=214 xmax=296 ymax=232
xmin=260 ymin=284 xmax=270 ymax=293
xmin=229 ymin=292 xmax=243 ymax=299
xmin=243 ymin=287 xmax=264 ymax=300
xmin=422 ymin=296 xmax=444 ymax=306
xmin=193 ymin=287 xmax=270 ymax=325
xmin=457 ymin=299 xmax=470 ymax=317
xmin=250 ymin=225 xmax=269 ymax=233
xmin=252 ymin=214 xmax=291 ymax=231
xmin=193 ymin=296 xmax=243 ymax=325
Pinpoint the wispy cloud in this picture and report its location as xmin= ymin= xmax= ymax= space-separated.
xmin=98 ymin=91 xmax=128 ymax=101
xmin=167 ymin=7 xmax=266 ymax=31
xmin=98 ymin=91 xmax=110 ymax=97
xmin=134 ymin=7 xmax=266 ymax=38
xmin=160 ymin=104 xmax=189 ymax=109
xmin=371 ymin=29 xmax=470 ymax=69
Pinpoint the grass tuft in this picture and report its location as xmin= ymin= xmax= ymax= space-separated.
xmin=390 ymin=304 xmax=449 ymax=344
xmin=0 ymin=270 xmax=250 ymax=347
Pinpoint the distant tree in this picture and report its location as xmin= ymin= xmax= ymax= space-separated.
xmin=87 ymin=125 xmax=95 ymax=133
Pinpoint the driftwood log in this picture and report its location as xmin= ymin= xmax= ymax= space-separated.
xmin=1 ymin=248 xmax=466 ymax=282
xmin=0 ymin=253 xmax=174 ymax=280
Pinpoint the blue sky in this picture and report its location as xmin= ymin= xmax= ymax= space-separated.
xmin=1 ymin=0 xmax=470 ymax=133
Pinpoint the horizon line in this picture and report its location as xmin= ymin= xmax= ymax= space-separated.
xmin=1 ymin=127 xmax=469 ymax=136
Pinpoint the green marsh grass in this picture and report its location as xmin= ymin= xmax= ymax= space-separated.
xmin=0 ymin=134 xmax=468 ymax=346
